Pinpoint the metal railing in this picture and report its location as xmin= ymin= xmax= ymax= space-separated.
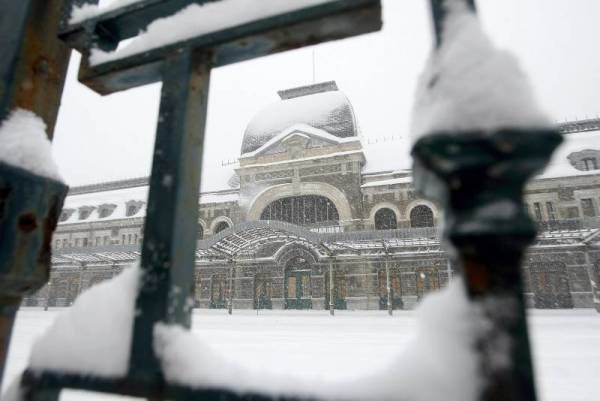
xmin=2 ymin=1 xmax=590 ymax=401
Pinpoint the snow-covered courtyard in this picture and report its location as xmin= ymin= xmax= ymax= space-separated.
xmin=3 ymin=308 xmax=599 ymax=401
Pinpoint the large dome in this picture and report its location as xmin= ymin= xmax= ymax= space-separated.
xmin=241 ymin=81 xmax=359 ymax=155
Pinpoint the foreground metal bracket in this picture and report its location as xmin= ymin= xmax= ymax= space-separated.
xmin=412 ymin=128 xmax=562 ymax=401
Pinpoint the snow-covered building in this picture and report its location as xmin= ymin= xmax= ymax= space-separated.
xmin=32 ymin=82 xmax=600 ymax=311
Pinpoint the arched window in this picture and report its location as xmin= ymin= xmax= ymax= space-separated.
xmin=260 ymin=195 xmax=339 ymax=226
xmin=197 ymin=225 xmax=204 ymax=240
xmin=410 ymin=205 xmax=434 ymax=228
xmin=374 ymin=208 xmax=397 ymax=230
xmin=213 ymin=221 xmax=230 ymax=234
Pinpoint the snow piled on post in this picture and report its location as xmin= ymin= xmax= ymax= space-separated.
xmin=410 ymin=0 xmax=550 ymax=142
xmin=154 ymin=279 xmax=485 ymax=401
xmin=0 ymin=109 xmax=62 ymax=181
xmin=28 ymin=265 xmax=141 ymax=377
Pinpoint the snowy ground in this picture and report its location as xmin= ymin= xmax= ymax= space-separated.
xmin=2 ymin=308 xmax=599 ymax=401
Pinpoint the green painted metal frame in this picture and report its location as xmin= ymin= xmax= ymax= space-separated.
xmin=7 ymin=0 xmax=557 ymax=400
xmin=59 ymin=0 xmax=382 ymax=95
xmin=12 ymin=1 xmax=382 ymax=400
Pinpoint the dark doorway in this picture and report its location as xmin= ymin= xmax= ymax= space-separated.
xmin=325 ymin=270 xmax=347 ymax=310
xmin=378 ymin=268 xmax=403 ymax=310
xmin=530 ymin=262 xmax=573 ymax=308
xmin=284 ymin=256 xmax=312 ymax=309
xmin=254 ymin=273 xmax=273 ymax=309
xmin=416 ymin=267 xmax=440 ymax=299
xmin=210 ymin=274 xmax=227 ymax=309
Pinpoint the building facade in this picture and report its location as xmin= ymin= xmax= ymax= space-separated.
xmin=28 ymin=82 xmax=600 ymax=311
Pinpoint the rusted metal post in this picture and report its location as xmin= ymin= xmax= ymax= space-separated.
xmin=329 ymin=261 xmax=335 ymax=316
xmin=0 ymin=0 xmax=72 ymax=389
xmin=1 ymin=0 xmax=76 ymax=133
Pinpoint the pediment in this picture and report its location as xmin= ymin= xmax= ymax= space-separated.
xmin=242 ymin=123 xmax=357 ymax=159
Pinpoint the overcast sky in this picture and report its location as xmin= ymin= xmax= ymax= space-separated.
xmin=52 ymin=0 xmax=600 ymax=191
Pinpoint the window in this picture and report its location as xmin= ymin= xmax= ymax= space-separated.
xmin=128 ymin=234 xmax=132 ymax=244
xmin=55 ymin=240 xmax=60 ymax=248
xmin=125 ymin=200 xmax=144 ymax=217
xmin=581 ymin=198 xmax=596 ymax=217
xmin=260 ymin=195 xmax=339 ymax=226
xmin=98 ymin=204 xmax=116 ymax=218
xmin=197 ymin=225 xmax=204 ymax=240
xmin=410 ymin=205 xmax=434 ymax=228
xmin=583 ymin=158 xmax=597 ymax=171
xmin=82 ymin=238 xmax=88 ymax=247
xmin=95 ymin=237 xmax=100 ymax=246
xmin=75 ymin=238 xmax=80 ymax=247
xmin=78 ymin=206 xmax=94 ymax=220
xmin=134 ymin=234 xmax=138 ymax=244
xmin=213 ymin=221 xmax=230 ymax=234
xmin=59 ymin=209 xmax=74 ymax=222
xmin=374 ymin=208 xmax=397 ymax=230
xmin=62 ymin=239 xmax=67 ymax=247
xmin=122 ymin=234 xmax=126 ymax=244
xmin=545 ymin=202 xmax=556 ymax=221
xmin=533 ymin=202 xmax=543 ymax=221
xmin=104 ymin=236 xmax=109 ymax=245
xmin=567 ymin=207 xmax=580 ymax=219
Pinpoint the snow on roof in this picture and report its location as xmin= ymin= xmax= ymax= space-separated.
xmin=242 ymin=89 xmax=358 ymax=154
xmin=61 ymin=185 xmax=148 ymax=224
xmin=361 ymin=176 xmax=412 ymax=188
xmin=241 ymin=150 xmax=363 ymax=169
xmin=537 ymin=129 xmax=600 ymax=179
xmin=361 ymin=137 xmax=412 ymax=173
xmin=89 ymin=0 xmax=337 ymax=65
xmin=60 ymin=183 xmax=238 ymax=225
xmin=240 ymin=123 xmax=360 ymax=159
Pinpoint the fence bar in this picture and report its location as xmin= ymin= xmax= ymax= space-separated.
xmin=329 ymin=261 xmax=335 ymax=316
xmin=228 ymin=262 xmax=234 ymax=315
xmin=128 ymin=48 xmax=211 ymax=382
xmin=413 ymin=127 xmax=561 ymax=401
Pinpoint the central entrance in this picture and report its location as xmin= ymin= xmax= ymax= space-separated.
xmin=284 ymin=256 xmax=312 ymax=309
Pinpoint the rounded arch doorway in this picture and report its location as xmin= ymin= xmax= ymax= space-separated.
xmin=283 ymin=255 xmax=313 ymax=310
